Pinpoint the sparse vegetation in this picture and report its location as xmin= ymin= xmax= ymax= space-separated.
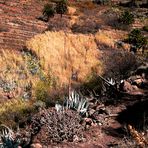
xmin=31 ymin=109 xmax=84 ymax=144
xmin=119 ymin=10 xmax=134 ymax=25
xmin=0 ymin=0 xmax=148 ymax=147
xmin=56 ymin=0 xmax=68 ymax=17
xmin=127 ymin=29 xmax=147 ymax=51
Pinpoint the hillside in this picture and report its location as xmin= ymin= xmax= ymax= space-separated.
xmin=0 ymin=0 xmax=48 ymax=50
xmin=0 ymin=0 xmax=148 ymax=148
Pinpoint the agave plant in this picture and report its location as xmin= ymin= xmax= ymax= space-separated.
xmin=106 ymin=78 xmax=116 ymax=86
xmin=0 ymin=124 xmax=20 ymax=148
xmin=98 ymin=75 xmax=116 ymax=86
xmin=64 ymin=91 xmax=89 ymax=116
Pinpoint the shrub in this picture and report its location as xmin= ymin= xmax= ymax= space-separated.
xmin=127 ymin=29 xmax=147 ymax=49
xmin=42 ymin=3 xmax=55 ymax=22
xmin=35 ymin=81 xmax=49 ymax=102
xmin=93 ymin=0 xmax=110 ymax=5
xmin=119 ymin=10 xmax=134 ymax=25
xmin=43 ymin=4 xmax=55 ymax=18
xmin=64 ymin=91 xmax=89 ymax=116
xmin=31 ymin=109 xmax=84 ymax=144
xmin=143 ymin=26 xmax=148 ymax=32
xmin=103 ymin=50 xmax=138 ymax=80
xmin=56 ymin=0 xmax=68 ymax=17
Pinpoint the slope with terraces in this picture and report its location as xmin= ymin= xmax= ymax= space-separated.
xmin=0 ymin=0 xmax=49 ymax=50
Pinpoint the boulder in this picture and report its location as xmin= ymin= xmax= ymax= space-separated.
xmin=120 ymin=80 xmax=144 ymax=95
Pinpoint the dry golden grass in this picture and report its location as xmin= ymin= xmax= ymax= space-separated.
xmin=26 ymin=31 xmax=103 ymax=86
xmin=95 ymin=30 xmax=116 ymax=48
xmin=128 ymin=124 xmax=148 ymax=148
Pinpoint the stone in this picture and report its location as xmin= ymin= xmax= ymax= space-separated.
xmin=84 ymin=118 xmax=93 ymax=125
xmin=67 ymin=7 xmax=76 ymax=15
xmin=120 ymin=80 xmax=144 ymax=95
xmin=88 ymin=109 xmax=96 ymax=116
xmin=30 ymin=143 xmax=42 ymax=148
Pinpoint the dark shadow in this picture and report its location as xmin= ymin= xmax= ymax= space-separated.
xmin=119 ymin=1 xmax=148 ymax=8
xmin=71 ymin=23 xmax=101 ymax=34
xmin=106 ymin=18 xmax=132 ymax=31
xmin=102 ymin=98 xmax=148 ymax=139
xmin=103 ymin=126 xmax=127 ymax=138
xmin=22 ymin=46 xmax=39 ymax=59
xmin=117 ymin=99 xmax=148 ymax=130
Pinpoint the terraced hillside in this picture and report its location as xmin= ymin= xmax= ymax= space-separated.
xmin=0 ymin=0 xmax=48 ymax=50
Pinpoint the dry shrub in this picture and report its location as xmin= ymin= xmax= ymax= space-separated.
xmin=26 ymin=31 xmax=103 ymax=86
xmin=103 ymin=50 xmax=138 ymax=80
xmin=31 ymin=109 xmax=84 ymax=144
xmin=95 ymin=31 xmax=115 ymax=48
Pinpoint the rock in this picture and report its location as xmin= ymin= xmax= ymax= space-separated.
xmin=128 ymin=75 xmax=142 ymax=83
xmin=120 ymin=80 xmax=144 ymax=95
xmin=121 ymin=80 xmax=136 ymax=93
xmin=135 ymin=64 xmax=148 ymax=78
xmin=84 ymin=118 xmax=93 ymax=125
xmin=88 ymin=109 xmax=96 ymax=116
xmin=30 ymin=143 xmax=42 ymax=148
xmin=67 ymin=7 xmax=76 ymax=15
xmin=96 ymin=104 xmax=105 ymax=111
xmin=128 ymin=75 xmax=148 ymax=88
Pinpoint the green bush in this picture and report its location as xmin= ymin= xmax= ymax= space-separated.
xmin=35 ymin=81 xmax=49 ymax=102
xmin=56 ymin=0 xmax=68 ymax=17
xmin=119 ymin=10 xmax=134 ymax=25
xmin=127 ymin=29 xmax=147 ymax=49
xmin=143 ymin=26 xmax=148 ymax=32
xmin=43 ymin=4 xmax=55 ymax=18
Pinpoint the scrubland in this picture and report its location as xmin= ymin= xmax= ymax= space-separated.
xmin=0 ymin=0 xmax=147 ymax=147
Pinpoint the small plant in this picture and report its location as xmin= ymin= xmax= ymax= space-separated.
xmin=31 ymin=109 xmax=84 ymax=144
xmin=35 ymin=81 xmax=49 ymax=102
xmin=143 ymin=26 xmax=148 ymax=32
xmin=0 ymin=125 xmax=19 ymax=148
xmin=127 ymin=29 xmax=147 ymax=50
xmin=43 ymin=3 xmax=55 ymax=19
xmin=64 ymin=91 xmax=89 ymax=116
xmin=0 ymin=124 xmax=32 ymax=148
xmin=55 ymin=0 xmax=68 ymax=17
xmin=119 ymin=10 xmax=134 ymax=25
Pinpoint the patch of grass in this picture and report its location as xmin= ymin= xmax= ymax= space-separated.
xmin=26 ymin=31 xmax=103 ymax=86
xmin=0 ymin=99 xmax=35 ymax=127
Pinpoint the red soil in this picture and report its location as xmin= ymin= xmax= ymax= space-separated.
xmin=0 ymin=0 xmax=48 ymax=50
